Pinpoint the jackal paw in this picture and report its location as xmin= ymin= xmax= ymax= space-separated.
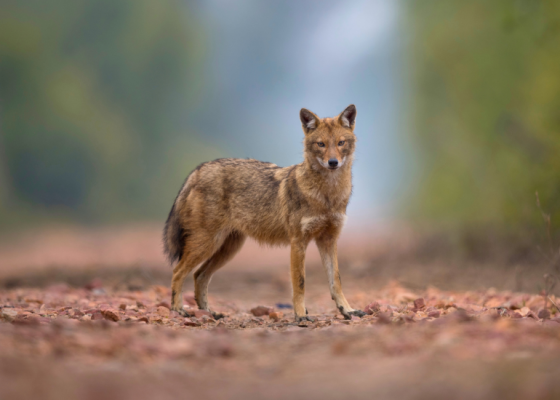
xmin=338 ymin=307 xmax=365 ymax=320
xmin=173 ymin=308 xmax=189 ymax=317
xmin=295 ymin=316 xmax=313 ymax=323
xmin=349 ymin=310 xmax=366 ymax=318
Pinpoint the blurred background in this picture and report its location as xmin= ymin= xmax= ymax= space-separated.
xmin=1 ymin=0 xmax=559 ymax=293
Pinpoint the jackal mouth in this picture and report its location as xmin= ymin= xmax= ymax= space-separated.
xmin=328 ymin=166 xmax=340 ymax=170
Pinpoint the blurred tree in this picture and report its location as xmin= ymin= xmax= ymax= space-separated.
xmin=0 ymin=1 xmax=221 ymax=226
xmin=405 ymin=0 xmax=560 ymax=233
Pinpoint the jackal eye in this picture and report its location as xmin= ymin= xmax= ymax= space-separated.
xmin=317 ymin=142 xmax=325 ymax=147
xmin=338 ymin=140 xmax=345 ymax=146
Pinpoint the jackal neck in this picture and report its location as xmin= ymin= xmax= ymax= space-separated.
xmin=296 ymin=156 xmax=353 ymax=210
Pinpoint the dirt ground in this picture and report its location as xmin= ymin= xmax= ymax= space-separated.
xmin=1 ymin=225 xmax=560 ymax=400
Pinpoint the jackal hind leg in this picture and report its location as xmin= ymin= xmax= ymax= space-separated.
xmin=316 ymin=236 xmax=365 ymax=320
xmin=170 ymin=237 xmax=216 ymax=317
xmin=194 ymin=231 xmax=246 ymax=319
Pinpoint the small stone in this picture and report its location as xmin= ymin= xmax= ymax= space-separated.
xmin=101 ymin=309 xmax=120 ymax=322
xmin=269 ymin=311 xmax=283 ymax=321
xmin=157 ymin=306 xmax=170 ymax=318
xmin=364 ymin=302 xmax=380 ymax=315
xmin=184 ymin=318 xmax=201 ymax=327
xmin=413 ymin=298 xmax=426 ymax=311
xmin=119 ymin=303 xmax=127 ymax=310
xmin=24 ymin=298 xmax=43 ymax=305
xmin=518 ymin=307 xmax=531 ymax=317
xmin=201 ymin=315 xmax=216 ymax=323
xmin=1 ymin=308 xmax=18 ymax=322
xmin=427 ymin=310 xmax=441 ymax=318
xmin=250 ymin=306 xmax=273 ymax=317
xmin=538 ymin=309 xmax=551 ymax=319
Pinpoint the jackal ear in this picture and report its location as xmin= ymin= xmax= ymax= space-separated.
xmin=339 ymin=104 xmax=357 ymax=128
xmin=300 ymin=108 xmax=319 ymax=134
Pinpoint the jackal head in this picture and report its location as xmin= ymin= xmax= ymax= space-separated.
xmin=300 ymin=105 xmax=357 ymax=171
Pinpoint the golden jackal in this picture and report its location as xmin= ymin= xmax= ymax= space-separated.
xmin=163 ymin=105 xmax=365 ymax=321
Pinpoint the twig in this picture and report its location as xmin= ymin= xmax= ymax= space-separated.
xmin=543 ymin=274 xmax=557 ymax=317
xmin=548 ymin=296 xmax=560 ymax=313
xmin=536 ymin=191 xmax=553 ymax=253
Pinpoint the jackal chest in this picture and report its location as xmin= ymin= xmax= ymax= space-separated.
xmin=300 ymin=213 xmax=347 ymax=235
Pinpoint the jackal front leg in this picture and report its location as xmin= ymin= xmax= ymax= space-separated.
xmin=316 ymin=237 xmax=365 ymax=320
xmin=290 ymin=240 xmax=312 ymax=322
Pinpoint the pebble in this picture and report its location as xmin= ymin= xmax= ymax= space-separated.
xmin=101 ymin=309 xmax=120 ymax=322
xmin=184 ymin=318 xmax=201 ymax=327
xmin=250 ymin=306 xmax=273 ymax=317
xmin=1 ymin=308 xmax=18 ymax=322
xmin=364 ymin=301 xmax=380 ymax=315
xmin=427 ymin=310 xmax=441 ymax=318
xmin=413 ymin=298 xmax=426 ymax=311
xmin=201 ymin=315 xmax=216 ymax=323
xmin=269 ymin=311 xmax=283 ymax=322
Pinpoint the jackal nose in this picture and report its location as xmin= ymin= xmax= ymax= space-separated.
xmin=328 ymin=159 xmax=339 ymax=168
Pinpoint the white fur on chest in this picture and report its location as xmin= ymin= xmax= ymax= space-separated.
xmin=300 ymin=213 xmax=347 ymax=234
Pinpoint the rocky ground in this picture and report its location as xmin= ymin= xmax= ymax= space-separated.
xmin=1 ymin=226 xmax=560 ymax=399
xmin=1 ymin=279 xmax=560 ymax=400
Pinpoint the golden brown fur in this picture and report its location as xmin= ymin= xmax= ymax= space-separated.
xmin=163 ymin=105 xmax=365 ymax=321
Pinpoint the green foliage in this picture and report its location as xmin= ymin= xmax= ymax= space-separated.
xmin=0 ymin=1 xmax=221 ymax=226
xmin=405 ymin=0 xmax=560 ymax=230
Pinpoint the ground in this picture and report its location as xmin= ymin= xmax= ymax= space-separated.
xmin=1 ymin=226 xmax=559 ymax=399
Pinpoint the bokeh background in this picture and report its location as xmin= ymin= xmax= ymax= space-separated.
xmin=1 ymin=0 xmax=559 ymax=293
